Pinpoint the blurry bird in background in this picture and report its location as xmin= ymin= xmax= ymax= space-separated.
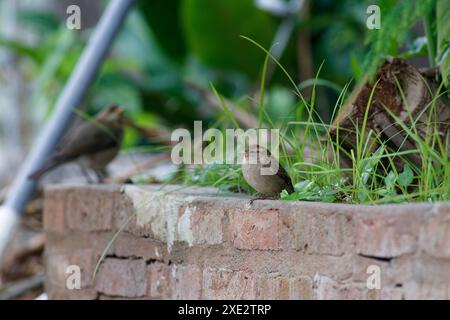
xmin=28 ymin=104 xmax=125 ymax=182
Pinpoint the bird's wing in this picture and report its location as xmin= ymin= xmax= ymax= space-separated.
xmin=53 ymin=121 xmax=122 ymax=160
xmin=277 ymin=164 xmax=294 ymax=191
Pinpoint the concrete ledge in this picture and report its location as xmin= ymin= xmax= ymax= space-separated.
xmin=43 ymin=183 xmax=450 ymax=299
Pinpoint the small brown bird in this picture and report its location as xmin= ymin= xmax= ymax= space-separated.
xmin=29 ymin=105 xmax=125 ymax=182
xmin=242 ymin=144 xmax=294 ymax=201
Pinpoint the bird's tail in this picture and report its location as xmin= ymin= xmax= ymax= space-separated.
xmin=28 ymin=159 xmax=63 ymax=180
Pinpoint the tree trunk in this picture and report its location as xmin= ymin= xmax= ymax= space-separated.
xmin=331 ymin=57 xmax=450 ymax=170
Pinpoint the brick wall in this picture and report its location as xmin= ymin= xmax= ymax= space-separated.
xmin=43 ymin=184 xmax=450 ymax=299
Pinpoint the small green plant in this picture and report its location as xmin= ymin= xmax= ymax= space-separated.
xmin=184 ymin=35 xmax=450 ymax=205
xmin=185 ymin=163 xmax=253 ymax=194
xmin=280 ymin=180 xmax=337 ymax=203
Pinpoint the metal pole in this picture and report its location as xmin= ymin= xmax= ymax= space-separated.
xmin=0 ymin=0 xmax=135 ymax=259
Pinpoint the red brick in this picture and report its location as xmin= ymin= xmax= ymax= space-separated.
xmin=313 ymin=274 xmax=341 ymax=299
xmin=189 ymin=207 xmax=224 ymax=245
xmin=43 ymin=185 xmax=450 ymax=300
xmin=255 ymin=275 xmax=290 ymax=299
xmin=202 ymin=268 xmax=256 ymax=299
xmin=352 ymin=255 xmax=388 ymax=283
xmin=46 ymin=287 xmax=98 ymax=300
xmin=65 ymin=188 xmax=115 ymax=231
xmin=96 ymin=258 xmax=147 ymax=297
xmin=43 ymin=189 xmax=67 ymax=233
xmin=354 ymin=209 xmax=423 ymax=258
xmin=114 ymin=234 xmax=168 ymax=261
xmin=413 ymin=255 xmax=450 ymax=283
xmin=45 ymin=248 xmax=94 ymax=290
xmin=229 ymin=210 xmax=279 ymax=250
xmin=352 ymin=255 xmax=415 ymax=297
xmin=173 ymin=264 xmax=203 ymax=299
xmin=386 ymin=255 xmax=415 ymax=284
xmin=313 ymin=274 xmax=368 ymax=300
xmin=419 ymin=205 xmax=450 ymax=258
xmin=147 ymin=262 xmax=172 ymax=299
xmin=378 ymin=287 xmax=403 ymax=300
xmin=177 ymin=204 xmax=226 ymax=246
xmin=403 ymin=281 xmax=448 ymax=300
xmin=291 ymin=210 xmax=351 ymax=255
xmin=289 ymin=277 xmax=313 ymax=300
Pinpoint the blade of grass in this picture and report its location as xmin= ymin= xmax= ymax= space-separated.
xmin=210 ymin=83 xmax=241 ymax=129
xmin=92 ymin=213 xmax=135 ymax=283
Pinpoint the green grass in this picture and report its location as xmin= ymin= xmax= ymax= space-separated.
xmin=183 ymin=38 xmax=450 ymax=205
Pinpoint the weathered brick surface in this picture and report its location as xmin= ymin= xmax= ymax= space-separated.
xmin=113 ymin=234 xmax=167 ymax=261
xmin=255 ymin=275 xmax=290 ymax=299
xmin=290 ymin=208 xmax=352 ymax=255
xmin=43 ymin=184 xmax=450 ymax=300
xmin=289 ymin=276 xmax=314 ymax=299
xmin=202 ymin=268 xmax=256 ymax=299
xmin=43 ymin=189 xmax=67 ymax=233
xmin=65 ymin=187 xmax=116 ymax=231
xmin=172 ymin=264 xmax=203 ymax=299
xmin=96 ymin=258 xmax=147 ymax=298
xmin=354 ymin=206 xmax=426 ymax=258
xmin=147 ymin=262 xmax=172 ymax=299
xmin=229 ymin=209 xmax=280 ymax=250
xmin=313 ymin=274 xmax=369 ymax=300
xmin=419 ymin=204 xmax=450 ymax=259
xmin=188 ymin=206 xmax=224 ymax=245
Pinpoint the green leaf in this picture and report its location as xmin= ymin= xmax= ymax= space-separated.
xmin=436 ymin=0 xmax=450 ymax=61
xmin=281 ymin=180 xmax=336 ymax=202
xmin=293 ymin=180 xmax=318 ymax=193
xmin=181 ymin=0 xmax=277 ymax=79
xmin=358 ymin=190 xmax=368 ymax=203
xmin=437 ymin=0 xmax=450 ymax=88
xmin=0 ymin=37 xmax=40 ymax=61
xmin=399 ymin=37 xmax=428 ymax=60
xmin=397 ymin=163 xmax=414 ymax=188
xmin=28 ymin=27 xmax=78 ymax=119
xmin=360 ymin=147 xmax=384 ymax=185
xmin=376 ymin=171 xmax=397 ymax=198
xmin=17 ymin=9 xmax=59 ymax=33
xmin=364 ymin=0 xmax=433 ymax=80
xmin=384 ymin=171 xmax=397 ymax=191
xmin=351 ymin=53 xmax=362 ymax=81
xmin=440 ymin=46 xmax=450 ymax=86
xmin=138 ymin=0 xmax=187 ymax=61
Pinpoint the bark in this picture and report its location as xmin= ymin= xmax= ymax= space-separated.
xmin=331 ymin=57 xmax=450 ymax=170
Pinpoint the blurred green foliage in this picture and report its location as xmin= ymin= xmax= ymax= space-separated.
xmin=182 ymin=0 xmax=277 ymax=79
xmin=0 ymin=0 xmax=447 ymax=151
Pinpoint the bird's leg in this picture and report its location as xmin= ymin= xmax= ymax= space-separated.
xmin=78 ymin=163 xmax=94 ymax=184
xmin=94 ymin=168 xmax=108 ymax=184
xmin=249 ymin=195 xmax=272 ymax=205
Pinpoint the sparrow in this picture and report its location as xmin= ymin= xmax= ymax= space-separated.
xmin=29 ymin=104 xmax=125 ymax=182
xmin=242 ymin=144 xmax=294 ymax=201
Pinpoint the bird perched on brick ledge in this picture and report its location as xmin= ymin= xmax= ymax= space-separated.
xmin=242 ymin=144 xmax=293 ymax=203
xmin=29 ymin=104 xmax=125 ymax=182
